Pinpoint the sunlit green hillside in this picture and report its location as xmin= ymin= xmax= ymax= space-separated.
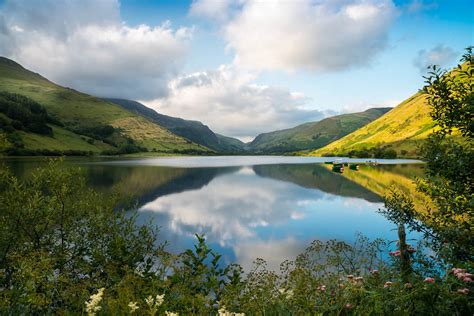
xmin=310 ymin=93 xmax=435 ymax=158
xmin=0 ymin=57 xmax=210 ymax=155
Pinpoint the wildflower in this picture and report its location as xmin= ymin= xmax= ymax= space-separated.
xmin=128 ymin=301 xmax=139 ymax=313
xmin=165 ymin=312 xmax=179 ymax=316
xmin=145 ymin=295 xmax=154 ymax=307
xmin=345 ymin=303 xmax=353 ymax=309
xmin=462 ymin=277 xmax=472 ymax=283
xmin=354 ymin=276 xmax=363 ymax=282
xmin=371 ymin=269 xmax=379 ymax=274
xmin=384 ymin=281 xmax=393 ymax=288
xmin=389 ymin=250 xmax=401 ymax=257
xmin=218 ymin=306 xmax=245 ymax=316
xmin=424 ymin=277 xmax=435 ymax=283
xmin=156 ymin=294 xmax=165 ymax=306
xmin=404 ymin=283 xmax=413 ymax=289
xmin=85 ymin=288 xmax=105 ymax=316
xmin=278 ymin=288 xmax=294 ymax=299
xmin=317 ymin=285 xmax=326 ymax=292
xmin=452 ymin=268 xmax=466 ymax=275
xmin=457 ymin=288 xmax=469 ymax=295
xmin=407 ymin=247 xmax=416 ymax=253
xmin=347 ymin=274 xmax=354 ymax=279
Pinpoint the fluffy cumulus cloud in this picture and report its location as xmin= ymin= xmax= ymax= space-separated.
xmin=146 ymin=65 xmax=326 ymax=140
xmin=413 ymin=45 xmax=458 ymax=73
xmin=192 ymin=0 xmax=397 ymax=72
xmin=0 ymin=0 xmax=192 ymax=99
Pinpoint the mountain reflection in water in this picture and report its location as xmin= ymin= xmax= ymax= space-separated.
xmin=3 ymin=157 xmax=424 ymax=271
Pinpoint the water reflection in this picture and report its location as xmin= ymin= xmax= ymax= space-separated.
xmin=2 ymin=157 xmax=425 ymax=271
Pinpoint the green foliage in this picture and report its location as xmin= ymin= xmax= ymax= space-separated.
xmin=0 ymin=160 xmax=162 ymax=313
xmin=381 ymin=48 xmax=473 ymax=264
xmin=417 ymin=48 xmax=473 ymax=262
xmin=0 ymin=91 xmax=54 ymax=136
xmin=346 ymin=147 xmax=398 ymax=159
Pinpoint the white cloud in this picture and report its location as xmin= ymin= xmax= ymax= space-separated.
xmin=197 ymin=0 xmax=398 ymax=72
xmin=0 ymin=0 xmax=192 ymax=99
xmin=413 ymin=45 xmax=458 ymax=73
xmin=145 ymin=65 xmax=326 ymax=140
xmin=189 ymin=0 xmax=239 ymax=21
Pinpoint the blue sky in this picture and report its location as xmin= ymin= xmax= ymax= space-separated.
xmin=0 ymin=0 xmax=472 ymax=140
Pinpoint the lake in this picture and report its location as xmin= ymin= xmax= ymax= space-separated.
xmin=2 ymin=156 xmax=425 ymax=270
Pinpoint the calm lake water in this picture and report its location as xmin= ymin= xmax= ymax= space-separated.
xmin=2 ymin=156 xmax=425 ymax=270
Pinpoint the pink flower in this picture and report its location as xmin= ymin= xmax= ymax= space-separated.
xmin=317 ymin=285 xmax=326 ymax=292
xmin=424 ymin=277 xmax=435 ymax=283
xmin=371 ymin=269 xmax=379 ymax=274
xmin=462 ymin=277 xmax=472 ymax=283
xmin=452 ymin=268 xmax=466 ymax=275
xmin=389 ymin=250 xmax=401 ymax=257
xmin=345 ymin=303 xmax=353 ymax=309
xmin=384 ymin=281 xmax=393 ymax=288
xmin=457 ymin=288 xmax=469 ymax=295
xmin=407 ymin=247 xmax=416 ymax=253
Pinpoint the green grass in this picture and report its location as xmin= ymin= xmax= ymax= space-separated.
xmin=0 ymin=57 xmax=211 ymax=154
xmin=19 ymin=126 xmax=113 ymax=152
xmin=248 ymin=108 xmax=391 ymax=153
xmin=309 ymin=93 xmax=435 ymax=157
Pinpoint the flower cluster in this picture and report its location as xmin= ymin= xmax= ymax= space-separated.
xmin=218 ymin=305 xmax=245 ymax=316
xmin=452 ymin=268 xmax=473 ymax=283
xmin=85 ymin=288 xmax=105 ymax=316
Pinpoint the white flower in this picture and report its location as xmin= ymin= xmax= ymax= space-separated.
xmin=278 ymin=288 xmax=294 ymax=299
xmin=156 ymin=293 xmax=165 ymax=306
xmin=85 ymin=288 xmax=105 ymax=316
xmin=165 ymin=312 xmax=178 ymax=316
xmin=145 ymin=295 xmax=154 ymax=307
xmin=128 ymin=301 xmax=139 ymax=313
xmin=218 ymin=305 xmax=245 ymax=316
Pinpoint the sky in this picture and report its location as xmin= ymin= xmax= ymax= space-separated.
xmin=0 ymin=0 xmax=472 ymax=141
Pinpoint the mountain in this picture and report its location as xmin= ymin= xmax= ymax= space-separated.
xmin=247 ymin=108 xmax=391 ymax=153
xmin=105 ymin=98 xmax=245 ymax=153
xmin=310 ymin=93 xmax=435 ymax=158
xmin=0 ymin=57 xmax=211 ymax=155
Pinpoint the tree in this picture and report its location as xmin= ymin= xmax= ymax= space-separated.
xmin=384 ymin=47 xmax=473 ymax=263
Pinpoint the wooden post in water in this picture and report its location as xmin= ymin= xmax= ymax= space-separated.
xmin=398 ymin=224 xmax=412 ymax=283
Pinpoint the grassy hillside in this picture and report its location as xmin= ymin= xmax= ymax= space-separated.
xmin=310 ymin=93 xmax=435 ymax=158
xmin=105 ymin=98 xmax=245 ymax=153
xmin=248 ymin=108 xmax=391 ymax=153
xmin=0 ymin=57 xmax=210 ymax=155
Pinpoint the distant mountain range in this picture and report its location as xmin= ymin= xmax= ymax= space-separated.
xmin=247 ymin=108 xmax=391 ymax=153
xmin=0 ymin=56 xmax=439 ymax=158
